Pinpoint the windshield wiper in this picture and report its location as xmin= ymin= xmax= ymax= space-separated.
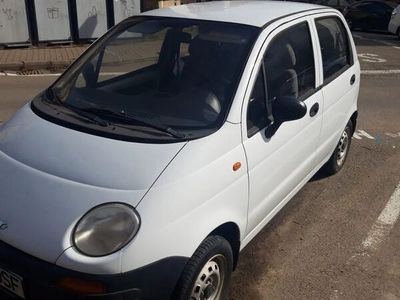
xmin=63 ymin=104 xmax=110 ymax=127
xmin=44 ymin=88 xmax=184 ymax=138
xmin=80 ymin=107 xmax=186 ymax=139
xmin=44 ymin=88 xmax=109 ymax=127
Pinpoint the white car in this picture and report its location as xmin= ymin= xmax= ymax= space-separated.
xmin=389 ymin=4 xmax=400 ymax=39
xmin=0 ymin=2 xmax=359 ymax=300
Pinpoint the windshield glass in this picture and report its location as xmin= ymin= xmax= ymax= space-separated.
xmin=38 ymin=17 xmax=259 ymax=142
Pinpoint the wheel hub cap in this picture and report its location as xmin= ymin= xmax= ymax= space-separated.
xmin=337 ymin=130 xmax=349 ymax=166
xmin=190 ymin=255 xmax=226 ymax=300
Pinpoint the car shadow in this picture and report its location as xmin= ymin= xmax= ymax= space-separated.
xmin=351 ymin=30 xmax=400 ymax=47
xmin=309 ymin=169 xmax=332 ymax=182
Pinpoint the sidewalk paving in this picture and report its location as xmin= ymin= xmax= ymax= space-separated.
xmin=0 ymin=45 xmax=88 ymax=72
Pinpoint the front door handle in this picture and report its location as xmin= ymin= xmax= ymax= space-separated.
xmin=350 ymin=74 xmax=356 ymax=85
xmin=309 ymin=103 xmax=319 ymax=117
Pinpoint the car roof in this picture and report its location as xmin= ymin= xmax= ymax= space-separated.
xmin=141 ymin=1 xmax=328 ymax=27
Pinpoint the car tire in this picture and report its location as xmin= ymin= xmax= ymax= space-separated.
xmin=397 ymin=28 xmax=400 ymax=40
xmin=323 ymin=120 xmax=353 ymax=175
xmin=173 ymin=235 xmax=233 ymax=300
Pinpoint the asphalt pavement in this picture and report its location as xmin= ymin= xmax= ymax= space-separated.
xmin=354 ymin=31 xmax=400 ymax=73
xmin=0 ymin=31 xmax=399 ymax=300
xmin=230 ymin=75 xmax=400 ymax=300
xmin=229 ymin=31 xmax=400 ymax=300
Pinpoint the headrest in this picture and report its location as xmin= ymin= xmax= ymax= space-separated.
xmin=285 ymin=43 xmax=296 ymax=67
xmin=188 ymin=37 xmax=213 ymax=57
xmin=176 ymin=31 xmax=192 ymax=43
xmin=270 ymin=41 xmax=296 ymax=69
xmin=164 ymin=29 xmax=191 ymax=44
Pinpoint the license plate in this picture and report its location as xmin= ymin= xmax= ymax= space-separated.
xmin=0 ymin=266 xmax=25 ymax=299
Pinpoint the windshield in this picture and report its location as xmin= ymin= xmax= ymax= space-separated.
xmin=34 ymin=17 xmax=259 ymax=142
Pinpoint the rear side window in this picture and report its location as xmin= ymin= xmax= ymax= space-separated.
xmin=315 ymin=17 xmax=353 ymax=82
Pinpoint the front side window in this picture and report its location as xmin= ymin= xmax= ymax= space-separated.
xmin=264 ymin=22 xmax=316 ymax=103
xmin=33 ymin=17 xmax=259 ymax=142
xmin=315 ymin=17 xmax=352 ymax=83
xmin=246 ymin=22 xmax=315 ymax=137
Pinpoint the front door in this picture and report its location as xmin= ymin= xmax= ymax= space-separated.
xmin=242 ymin=18 xmax=323 ymax=238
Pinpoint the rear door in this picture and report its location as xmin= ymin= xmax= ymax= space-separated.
xmin=242 ymin=17 xmax=323 ymax=239
xmin=313 ymin=14 xmax=359 ymax=160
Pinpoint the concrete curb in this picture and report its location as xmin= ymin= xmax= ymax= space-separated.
xmin=0 ymin=60 xmax=72 ymax=72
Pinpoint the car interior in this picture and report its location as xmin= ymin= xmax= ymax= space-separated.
xmin=265 ymin=23 xmax=315 ymax=103
xmin=72 ymin=25 xmax=251 ymax=129
xmin=316 ymin=20 xmax=349 ymax=80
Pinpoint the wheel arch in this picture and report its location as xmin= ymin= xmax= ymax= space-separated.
xmin=209 ymin=222 xmax=241 ymax=270
xmin=350 ymin=110 xmax=358 ymax=135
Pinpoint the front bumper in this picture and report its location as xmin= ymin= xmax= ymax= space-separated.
xmin=0 ymin=241 xmax=188 ymax=300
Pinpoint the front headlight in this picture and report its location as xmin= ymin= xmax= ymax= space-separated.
xmin=73 ymin=203 xmax=140 ymax=257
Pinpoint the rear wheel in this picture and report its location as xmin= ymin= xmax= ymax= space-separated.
xmin=323 ymin=120 xmax=353 ymax=175
xmin=173 ymin=236 xmax=233 ymax=300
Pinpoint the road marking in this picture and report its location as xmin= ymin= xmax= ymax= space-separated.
xmin=353 ymin=130 xmax=400 ymax=141
xmin=346 ymin=182 xmax=400 ymax=268
xmin=362 ymin=182 xmax=400 ymax=251
xmin=361 ymin=70 xmax=400 ymax=75
xmin=353 ymin=130 xmax=375 ymax=140
xmin=357 ymin=130 xmax=375 ymax=139
xmin=358 ymin=53 xmax=387 ymax=63
xmin=385 ymin=132 xmax=400 ymax=138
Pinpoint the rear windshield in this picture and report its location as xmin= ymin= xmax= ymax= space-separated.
xmin=33 ymin=17 xmax=259 ymax=143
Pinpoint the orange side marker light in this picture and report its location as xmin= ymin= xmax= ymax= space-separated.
xmin=233 ymin=162 xmax=241 ymax=171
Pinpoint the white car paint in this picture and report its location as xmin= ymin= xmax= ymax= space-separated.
xmin=241 ymin=16 xmax=324 ymax=239
xmin=389 ymin=5 xmax=400 ymax=36
xmin=0 ymin=104 xmax=185 ymax=265
xmin=0 ymin=1 xmax=359 ymax=280
xmin=141 ymin=1 xmax=326 ymax=27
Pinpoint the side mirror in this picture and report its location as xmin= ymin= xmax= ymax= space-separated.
xmin=273 ymin=96 xmax=307 ymax=122
xmin=265 ymin=96 xmax=307 ymax=138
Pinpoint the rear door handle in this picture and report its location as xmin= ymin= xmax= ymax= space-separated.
xmin=309 ymin=103 xmax=319 ymax=117
xmin=350 ymin=74 xmax=356 ymax=85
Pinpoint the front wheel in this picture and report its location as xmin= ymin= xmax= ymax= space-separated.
xmin=173 ymin=236 xmax=233 ymax=300
xmin=323 ymin=120 xmax=353 ymax=175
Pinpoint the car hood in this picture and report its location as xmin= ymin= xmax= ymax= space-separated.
xmin=0 ymin=104 xmax=186 ymax=191
xmin=0 ymin=103 xmax=186 ymax=263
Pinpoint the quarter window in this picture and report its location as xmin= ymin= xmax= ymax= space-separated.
xmin=315 ymin=17 xmax=352 ymax=82
xmin=247 ymin=69 xmax=268 ymax=137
